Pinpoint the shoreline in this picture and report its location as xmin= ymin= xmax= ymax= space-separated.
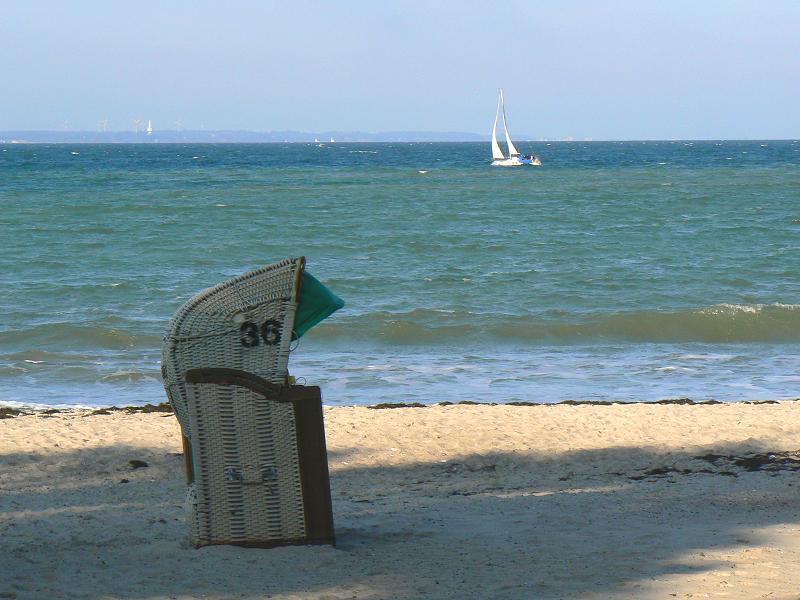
xmin=2 ymin=396 xmax=798 ymax=420
xmin=3 ymin=402 xmax=800 ymax=598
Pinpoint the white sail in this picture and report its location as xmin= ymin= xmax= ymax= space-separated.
xmin=146 ymin=120 xmax=153 ymax=136
xmin=491 ymin=92 xmax=505 ymax=160
xmin=499 ymin=89 xmax=520 ymax=157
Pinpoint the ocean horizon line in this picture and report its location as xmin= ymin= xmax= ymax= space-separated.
xmin=1 ymin=131 xmax=798 ymax=145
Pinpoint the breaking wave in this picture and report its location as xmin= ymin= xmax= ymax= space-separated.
xmin=309 ymin=303 xmax=800 ymax=345
xmin=0 ymin=323 xmax=162 ymax=350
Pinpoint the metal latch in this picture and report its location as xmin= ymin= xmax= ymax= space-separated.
xmin=225 ymin=465 xmax=278 ymax=483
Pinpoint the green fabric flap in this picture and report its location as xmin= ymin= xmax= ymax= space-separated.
xmin=294 ymin=272 xmax=344 ymax=338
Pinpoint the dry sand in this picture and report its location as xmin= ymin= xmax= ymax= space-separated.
xmin=2 ymin=401 xmax=800 ymax=599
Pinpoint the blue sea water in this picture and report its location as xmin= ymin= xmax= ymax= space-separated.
xmin=1 ymin=140 xmax=799 ymax=407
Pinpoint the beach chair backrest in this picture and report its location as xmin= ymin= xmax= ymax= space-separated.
xmin=162 ymin=257 xmax=304 ymax=439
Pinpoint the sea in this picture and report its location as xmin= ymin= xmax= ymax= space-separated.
xmin=1 ymin=140 xmax=799 ymax=408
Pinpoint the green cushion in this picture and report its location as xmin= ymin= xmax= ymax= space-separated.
xmin=293 ymin=272 xmax=344 ymax=338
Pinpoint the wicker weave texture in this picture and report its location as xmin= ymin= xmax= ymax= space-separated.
xmin=188 ymin=383 xmax=305 ymax=543
xmin=161 ymin=258 xmax=307 ymax=546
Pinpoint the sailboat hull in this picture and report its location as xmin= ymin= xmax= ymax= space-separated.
xmin=491 ymin=157 xmax=541 ymax=167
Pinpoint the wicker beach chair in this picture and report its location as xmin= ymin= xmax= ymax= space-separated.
xmin=161 ymin=257 xmax=336 ymax=547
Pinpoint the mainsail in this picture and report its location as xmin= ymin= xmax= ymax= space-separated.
xmin=491 ymin=93 xmax=505 ymax=161
xmin=499 ymin=89 xmax=520 ymax=157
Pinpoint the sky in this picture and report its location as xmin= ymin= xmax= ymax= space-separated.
xmin=1 ymin=1 xmax=799 ymax=139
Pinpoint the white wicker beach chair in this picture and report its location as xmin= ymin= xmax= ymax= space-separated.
xmin=161 ymin=257 xmax=335 ymax=547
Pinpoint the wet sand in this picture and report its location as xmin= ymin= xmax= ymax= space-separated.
xmin=2 ymin=401 xmax=800 ymax=599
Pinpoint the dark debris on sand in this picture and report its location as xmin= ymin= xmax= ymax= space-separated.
xmin=369 ymin=398 xmax=753 ymax=409
xmin=0 ymin=407 xmax=29 ymax=419
xmin=0 ymin=407 xmax=61 ymax=418
xmin=700 ymin=451 xmax=800 ymax=473
xmin=89 ymin=403 xmax=173 ymax=416
xmin=629 ymin=451 xmax=800 ymax=481
xmin=1 ymin=403 xmax=174 ymax=419
xmin=368 ymin=402 xmax=427 ymax=409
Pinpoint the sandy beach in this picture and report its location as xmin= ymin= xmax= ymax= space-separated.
xmin=3 ymin=401 xmax=800 ymax=599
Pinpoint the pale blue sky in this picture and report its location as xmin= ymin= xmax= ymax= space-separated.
xmin=2 ymin=1 xmax=798 ymax=139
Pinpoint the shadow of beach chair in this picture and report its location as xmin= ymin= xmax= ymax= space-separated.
xmin=161 ymin=257 xmax=338 ymax=547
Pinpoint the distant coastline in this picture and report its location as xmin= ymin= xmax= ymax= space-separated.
xmin=1 ymin=131 xmax=795 ymax=144
xmin=0 ymin=130 xmax=486 ymax=144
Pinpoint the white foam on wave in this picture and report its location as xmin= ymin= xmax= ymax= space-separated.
xmin=699 ymin=303 xmax=800 ymax=315
xmin=0 ymin=399 xmax=96 ymax=411
xmin=677 ymin=353 xmax=736 ymax=361
xmin=655 ymin=366 xmax=697 ymax=373
xmin=100 ymin=371 xmax=159 ymax=383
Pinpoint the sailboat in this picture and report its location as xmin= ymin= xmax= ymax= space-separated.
xmin=491 ymin=89 xmax=540 ymax=166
